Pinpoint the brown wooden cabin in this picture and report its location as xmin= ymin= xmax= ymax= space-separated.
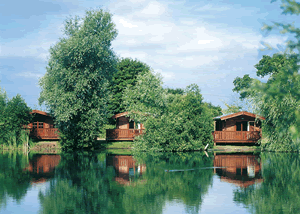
xmin=214 ymin=153 xmax=263 ymax=188
xmin=106 ymin=155 xmax=146 ymax=185
xmin=106 ymin=112 xmax=144 ymax=141
xmin=212 ymin=111 xmax=265 ymax=145
xmin=28 ymin=110 xmax=59 ymax=140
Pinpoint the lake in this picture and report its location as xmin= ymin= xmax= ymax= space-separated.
xmin=0 ymin=151 xmax=299 ymax=214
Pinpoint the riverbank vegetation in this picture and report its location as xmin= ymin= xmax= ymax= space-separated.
xmin=0 ymin=87 xmax=32 ymax=149
xmin=233 ymin=0 xmax=300 ymax=151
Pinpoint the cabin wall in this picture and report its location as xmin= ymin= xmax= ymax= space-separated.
xmin=117 ymin=116 xmax=130 ymax=129
xmin=217 ymin=115 xmax=261 ymax=132
xmin=28 ymin=114 xmax=55 ymax=129
xmin=115 ymin=116 xmax=144 ymax=130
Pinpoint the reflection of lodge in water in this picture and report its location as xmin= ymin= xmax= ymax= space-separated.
xmin=106 ymin=155 xmax=146 ymax=185
xmin=214 ymin=154 xmax=263 ymax=188
xmin=27 ymin=154 xmax=61 ymax=184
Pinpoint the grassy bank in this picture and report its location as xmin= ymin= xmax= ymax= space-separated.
xmin=211 ymin=145 xmax=261 ymax=153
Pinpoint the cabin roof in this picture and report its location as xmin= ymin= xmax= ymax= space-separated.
xmin=214 ymin=111 xmax=265 ymax=121
xmin=112 ymin=112 xmax=129 ymax=119
xmin=31 ymin=110 xmax=52 ymax=117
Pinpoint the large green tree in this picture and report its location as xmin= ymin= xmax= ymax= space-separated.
xmin=39 ymin=9 xmax=118 ymax=149
xmin=233 ymin=0 xmax=300 ymax=151
xmin=123 ymin=72 xmax=221 ymax=151
xmin=109 ymin=58 xmax=151 ymax=115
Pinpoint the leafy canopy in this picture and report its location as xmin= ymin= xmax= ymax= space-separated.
xmin=123 ymin=72 xmax=221 ymax=151
xmin=0 ymin=86 xmax=32 ymax=146
xmin=233 ymin=0 xmax=300 ymax=151
xmin=109 ymin=58 xmax=151 ymax=115
xmin=39 ymin=9 xmax=118 ymax=149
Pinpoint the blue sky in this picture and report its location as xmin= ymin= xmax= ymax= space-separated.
xmin=0 ymin=0 xmax=297 ymax=109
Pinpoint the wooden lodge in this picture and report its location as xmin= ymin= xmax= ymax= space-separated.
xmin=212 ymin=111 xmax=265 ymax=145
xmin=106 ymin=112 xmax=144 ymax=141
xmin=28 ymin=110 xmax=59 ymax=140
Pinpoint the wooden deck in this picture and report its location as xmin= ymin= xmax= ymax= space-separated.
xmin=29 ymin=128 xmax=59 ymax=140
xmin=213 ymin=131 xmax=261 ymax=143
xmin=106 ymin=129 xmax=144 ymax=141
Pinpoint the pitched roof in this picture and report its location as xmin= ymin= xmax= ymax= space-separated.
xmin=30 ymin=110 xmax=51 ymax=117
xmin=112 ymin=112 xmax=129 ymax=119
xmin=214 ymin=111 xmax=265 ymax=121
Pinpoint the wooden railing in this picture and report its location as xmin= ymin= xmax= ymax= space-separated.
xmin=30 ymin=128 xmax=59 ymax=140
xmin=106 ymin=129 xmax=144 ymax=141
xmin=213 ymin=131 xmax=261 ymax=143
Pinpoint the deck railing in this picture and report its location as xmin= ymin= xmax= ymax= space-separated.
xmin=106 ymin=129 xmax=144 ymax=140
xmin=29 ymin=128 xmax=59 ymax=140
xmin=213 ymin=131 xmax=261 ymax=143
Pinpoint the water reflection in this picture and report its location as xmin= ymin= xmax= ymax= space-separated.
xmin=106 ymin=155 xmax=146 ymax=185
xmin=27 ymin=154 xmax=61 ymax=184
xmin=214 ymin=153 xmax=263 ymax=188
xmin=1 ymin=152 xmax=300 ymax=214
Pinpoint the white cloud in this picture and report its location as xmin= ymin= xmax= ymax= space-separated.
xmin=16 ymin=72 xmax=43 ymax=79
xmin=119 ymin=19 xmax=138 ymax=28
xmin=195 ymin=4 xmax=230 ymax=12
xmin=198 ymin=40 xmax=214 ymax=45
xmin=154 ymin=69 xmax=175 ymax=79
xmin=140 ymin=1 xmax=166 ymax=16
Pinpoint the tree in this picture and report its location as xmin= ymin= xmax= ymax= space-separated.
xmin=109 ymin=58 xmax=151 ymax=115
xmin=123 ymin=72 xmax=220 ymax=151
xmin=39 ymin=9 xmax=118 ymax=149
xmin=233 ymin=54 xmax=300 ymax=151
xmin=0 ymin=87 xmax=32 ymax=147
xmin=232 ymin=0 xmax=300 ymax=151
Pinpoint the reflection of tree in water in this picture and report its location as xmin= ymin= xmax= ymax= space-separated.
xmin=214 ymin=153 xmax=263 ymax=188
xmin=234 ymin=153 xmax=300 ymax=214
xmin=121 ymin=152 xmax=214 ymax=214
xmin=39 ymin=152 xmax=214 ymax=214
xmin=0 ymin=152 xmax=31 ymax=210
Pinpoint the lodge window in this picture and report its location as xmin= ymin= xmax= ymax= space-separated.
xmin=38 ymin=122 xmax=44 ymax=128
xmin=129 ymin=120 xmax=135 ymax=129
xmin=236 ymin=122 xmax=248 ymax=131
xmin=33 ymin=122 xmax=38 ymax=128
xmin=215 ymin=121 xmax=222 ymax=131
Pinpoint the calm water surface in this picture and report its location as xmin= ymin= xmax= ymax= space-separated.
xmin=0 ymin=151 xmax=299 ymax=214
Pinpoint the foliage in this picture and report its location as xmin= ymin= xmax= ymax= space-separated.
xmin=39 ymin=9 xmax=118 ymax=150
xmin=109 ymin=58 xmax=151 ymax=115
xmin=233 ymin=0 xmax=300 ymax=151
xmin=234 ymin=153 xmax=300 ymax=214
xmin=0 ymin=87 xmax=32 ymax=147
xmin=123 ymin=72 xmax=221 ymax=151
xmin=234 ymin=53 xmax=300 ymax=151
xmin=0 ymin=152 xmax=31 ymax=211
xmin=222 ymin=102 xmax=242 ymax=115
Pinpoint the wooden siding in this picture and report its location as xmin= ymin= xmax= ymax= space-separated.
xmin=213 ymin=131 xmax=261 ymax=143
xmin=106 ymin=129 xmax=143 ymax=141
xmin=29 ymin=128 xmax=59 ymax=140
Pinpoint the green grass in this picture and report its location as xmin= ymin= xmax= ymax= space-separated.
xmin=106 ymin=149 xmax=132 ymax=155
xmin=105 ymin=141 xmax=134 ymax=149
xmin=212 ymin=145 xmax=261 ymax=153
